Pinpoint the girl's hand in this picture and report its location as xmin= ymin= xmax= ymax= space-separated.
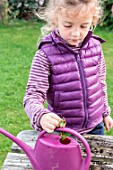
xmin=103 ymin=115 xmax=113 ymax=131
xmin=40 ymin=113 xmax=61 ymax=133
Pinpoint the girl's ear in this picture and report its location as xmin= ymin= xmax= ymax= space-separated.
xmin=90 ymin=22 xmax=96 ymax=31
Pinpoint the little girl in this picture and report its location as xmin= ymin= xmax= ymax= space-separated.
xmin=23 ymin=0 xmax=113 ymax=134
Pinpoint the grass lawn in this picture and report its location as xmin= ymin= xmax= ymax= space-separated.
xmin=0 ymin=20 xmax=113 ymax=168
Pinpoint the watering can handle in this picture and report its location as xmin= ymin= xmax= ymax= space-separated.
xmin=38 ymin=127 xmax=91 ymax=169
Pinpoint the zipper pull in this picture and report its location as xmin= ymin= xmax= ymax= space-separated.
xmin=77 ymin=54 xmax=80 ymax=62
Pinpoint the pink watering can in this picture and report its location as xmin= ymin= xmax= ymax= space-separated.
xmin=0 ymin=127 xmax=91 ymax=170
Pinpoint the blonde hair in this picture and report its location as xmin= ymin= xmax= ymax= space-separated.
xmin=39 ymin=0 xmax=103 ymax=35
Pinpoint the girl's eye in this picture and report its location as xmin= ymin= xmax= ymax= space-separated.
xmin=64 ymin=25 xmax=72 ymax=28
xmin=81 ymin=25 xmax=88 ymax=28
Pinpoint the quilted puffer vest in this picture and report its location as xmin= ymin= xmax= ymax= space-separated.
xmin=39 ymin=30 xmax=105 ymax=132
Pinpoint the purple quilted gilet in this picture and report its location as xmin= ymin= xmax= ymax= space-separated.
xmin=38 ymin=30 xmax=105 ymax=132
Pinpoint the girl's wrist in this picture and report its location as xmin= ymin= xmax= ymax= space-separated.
xmin=103 ymin=111 xmax=110 ymax=118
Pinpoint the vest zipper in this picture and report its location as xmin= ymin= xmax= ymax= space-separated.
xmin=76 ymin=54 xmax=88 ymax=128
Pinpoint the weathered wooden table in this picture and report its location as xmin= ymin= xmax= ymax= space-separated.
xmin=1 ymin=130 xmax=113 ymax=170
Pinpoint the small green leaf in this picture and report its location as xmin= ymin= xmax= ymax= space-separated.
xmin=61 ymin=134 xmax=66 ymax=140
xmin=60 ymin=121 xmax=64 ymax=127
xmin=59 ymin=118 xmax=67 ymax=140
xmin=60 ymin=118 xmax=66 ymax=127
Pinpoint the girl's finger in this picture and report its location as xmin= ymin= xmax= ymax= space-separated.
xmin=105 ymin=123 xmax=109 ymax=131
xmin=49 ymin=119 xmax=60 ymax=127
xmin=46 ymin=128 xmax=54 ymax=133
xmin=50 ymin=113 xmax=61 ymax=122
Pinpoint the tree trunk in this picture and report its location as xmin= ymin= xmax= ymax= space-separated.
xmin=0 ymin=0 xmax=8 ymax=23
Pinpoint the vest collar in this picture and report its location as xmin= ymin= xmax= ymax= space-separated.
xmin=50 ymin=29 xmax=93 ymax=47
xmin=38 ymin=29 xmax=106 ymax=53
xmin=50 ymin=29 xmax=106 ymax=47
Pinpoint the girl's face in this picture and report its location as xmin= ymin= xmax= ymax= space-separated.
xmin=57 ymin=10 xmax=93 ymax=46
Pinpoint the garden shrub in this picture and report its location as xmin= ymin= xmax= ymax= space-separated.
xmin=8 ymin=0 xmax=48 ymax=20
xmin=101 ymin=0 xmax=113 ymax=30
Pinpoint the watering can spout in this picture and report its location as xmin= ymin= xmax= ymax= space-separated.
xmin=0 ymin=128 xmax=38 ymax=169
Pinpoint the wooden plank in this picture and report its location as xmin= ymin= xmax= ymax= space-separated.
xmin=1 ymin=152 xmax=113 ymax=170
xmin=90 ymin=163 xmax=113 ymax=170
xmin=12 ymin=130 xmax=113 ymax=163
xmin=1 ymin=153 xmax=32 ymax=170
xmin=83 ymin=134 xmax=113 ymax=163
xmin=11 ymin=130 xmax=39 ymax=153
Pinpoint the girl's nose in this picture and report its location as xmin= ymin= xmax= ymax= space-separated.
xmin=71 ymin=28 xmax=80 ymax=37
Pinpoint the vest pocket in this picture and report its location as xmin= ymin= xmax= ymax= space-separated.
xmin=54 ymin=92 xmax=59 ymax=109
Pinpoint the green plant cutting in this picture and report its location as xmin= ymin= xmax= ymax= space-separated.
xmin=59 ymin=118 xmax=71 ymax=141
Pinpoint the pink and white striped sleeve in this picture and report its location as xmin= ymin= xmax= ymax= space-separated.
xmin=23 ymin=49 xmax=51 ymax=131
xmin=98 ymin=51 xmax=111 ymax=117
